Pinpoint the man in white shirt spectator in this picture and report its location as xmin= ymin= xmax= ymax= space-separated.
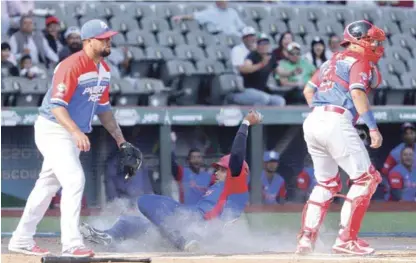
xmin=9 ymin=15 xmax=59 ymax=67
xmin=231 ymin=26 xmax=257 ymax=73
xmin=172 ymin=0 xmax=246 ymax=36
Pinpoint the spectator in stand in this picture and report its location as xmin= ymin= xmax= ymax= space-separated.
xmin=58 ymin=26 xmax=82 ymax=62
xmin=272 ymin=32 xmax=294 ymax=63
xmin=172 ymin=0 xmax=246 ymax=36
xmin=261 ymin=151 xmax=286 ymax=204
xmin=388 ymin=146 xmax=416 ymax=202
xmin=231 ymin=26 xmax=257 ymax=72
xmin=107 ymin=46 xmax=133 ymax=78
xmin=276 ymin=42 xmax=316 ymax=89
xmin=304 ymin=37 xmax=327 ymax=68
xmin=9 ymin=15 xmax=59 ymax=67
xmin=296 ymin=157 xmax=316 ymax=203
xmin=229 ymin=33 xmax=292 ymax=106
xmin=19 ymin=55 xmax=47 ymax=79
xmin=171 ymin=132 xmax=215 ymax=205
xmin=382 ymin=123 xmax=416 ymax=176
xmin=326 ymin=33 xmax=342 ymax=59
xmin=3 ymin=0 xmax=35 ymax=35
xmin=1 ymin=42 xmax=19 ymax=77
xmin=43 ymin=16 xmax=63 ymax=62
xmin=105 ymin=152 xmax=154 ymax=206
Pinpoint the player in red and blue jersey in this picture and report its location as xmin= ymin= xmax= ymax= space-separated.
xmin=382 ymin=123 xmax=416 ymax=176
xmin=171 ymin=147 xmax=215 ymax=205
xmin=80 ymin=110 xmax=262 ymax=251
xmin=388 ymin=146 xmax=416 ymax=201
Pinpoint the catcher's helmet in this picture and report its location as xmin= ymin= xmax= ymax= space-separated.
xmin=341 ymin=20 xmax=386 ymax=62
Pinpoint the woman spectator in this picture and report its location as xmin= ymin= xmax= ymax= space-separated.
xmin=304 ymin=37 xmax=327 ymax=68
xmin=43 ymin=16 xmax=63 ymax=63
xmin=272 ymin=31 xmax=293 ymax=62
xmin=19 ymin=54 xmax=47 ymax=79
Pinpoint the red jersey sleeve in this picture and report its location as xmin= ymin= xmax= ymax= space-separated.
xmin=388 ymin=171 xmax=404 ymax=189
xmin=382 ymin=154 xmax=397 ymax=176
xmin=279 ymin=182 xmax=287 ymax=198
xmin=349 ymin=60 xmax=372 ymax=91
xmin=306 ymin=69 xmax=321 ymax=90
xmin=297 ymin=170 xmax=310 ymax=190
xmin=50 ymin=63 xmax=78 ymax=107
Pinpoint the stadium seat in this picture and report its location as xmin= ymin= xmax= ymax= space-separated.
xmin=60 ymin=15 xmax=79 ymax=31
xmin=373 ymin=19 xmax=401 ymax=38
xmin=154 ymin=4 xmax=182 ymax=20
xmin=401 ymin=20 xmax=416 ymax=38
xmin=174 ymin=44 xmax=207 ymax=62
xmin=288 ymin=20 xmax=317 ymax=37
xmin=128 ymin=47 xmax=152 ymax=78
xmin=137 ymin=78 xmax=169 ymax=106
xmin=145 ymin=46 xmax=175 ymax=61
xmin=270 ymin=6 xmax=296 ymax=22
xmin=171 ymin=20 xmax=201 ymax=35
xmin=141 ymin=17 xmax=171 ymax=34
xmin=391 ymin=33 xmax=416 ymax=55
xmin=15 ymin=78 xmax=48 ymax=107
xmin=297 ymin=7 xmax=326 ymax=24
xmin=381 ymin=8 xmax=409 ymax=25
xmin=316 ymin=20 xmax=344 ymax=37
xmin=259 ymin=18 xmax=288 ymax=37
xmin=124 ymin=3 xmax=155 ymax=20
xmin=186 ymin=31 xmax=216 ymax=48
xmin=380 ymin=58 xmax=408 ymax=79
xmin=205 ymin=45 xmax=231 ymax=64
xmin=159 ymin=60 xmax=200 ymax=105
xmin=214 ymin=34 xmax=242 ymax=48
xmin=303 ymin=35 xmax=330 ymax=47
xmin=210 ymin=74 xmax=244 ymax=105
xmin=114 ymin=78 xmax=141 ymax=106
xmin=94 ymin=4 xmax=114 ymax=19
xmin=385 ymin=47 xmax=412 ymax=67
xmin=196 ymin=59 xmax=226 ymax=76
xmin=111 ymin=34 xmax=127 ymax=47
xmin=408 ymin=58 xmax=416 ymax=72
xmin=402 ymin=72 xmax=416 ymax=89
xmin=326 ymin=8 xmax=355 ymax=26
xmin=183 ymin=3 xmax=207 ymax=14
xmin=109 ymin=77 xmax=122 ymax=105
xmin=1 ymin=77 xmax=20 ymax=106
xmin=240 ymin=18 xmax=260 ymax=32
xmin=157 ymin=30 xmax=186 ymax=48
xmin=237 ymin=5 xmax=269 ymax=22
xmin=354 ymin=9 xmax=380 ymax=24
xmin=110 ymin=17 xmax=139 ymax=34
xmin=108 ymin=3 xmax=134 ymax=19
xmin=126 ymin=30 xmax=157 ymax=48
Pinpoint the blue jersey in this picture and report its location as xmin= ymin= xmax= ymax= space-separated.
xmin=389 ymin=164 xmax=416 ymax=201
xmin=261 ymin=171 xmax=286 ymax=204
xmin=308 ymin=50 xmax=381 ymax=123
xmin=39 ymin=50 xmax=112 ymax=133
xmin=178 ymin=167 xmax=213 ymax=205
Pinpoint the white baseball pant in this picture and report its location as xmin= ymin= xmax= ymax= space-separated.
xmin=300 ymin=105 xmax=380 ymax=241
xmin=9 ymin=115 xmax=85 ymax=251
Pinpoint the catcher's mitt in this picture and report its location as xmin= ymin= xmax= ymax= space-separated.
xmin=119 ymin=142 xmax=143 ymax=179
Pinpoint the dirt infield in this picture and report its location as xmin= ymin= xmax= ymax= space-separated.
xmin=2 ymin=237 xmax=416 ymax=263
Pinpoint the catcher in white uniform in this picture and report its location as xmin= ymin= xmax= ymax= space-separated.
xmin=297 ymin=20 xmax=386 ymax=255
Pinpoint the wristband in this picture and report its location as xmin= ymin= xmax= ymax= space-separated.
xmin=242 ymin=120 xmax=250 ymax=126
xmin=360 ymin=111 xmax=377 ymax=130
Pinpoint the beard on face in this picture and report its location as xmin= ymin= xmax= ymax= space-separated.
xmin=100 ymin=48 xmax=111 ymax=57
xmin=69 ymin=43 xmax=82 ymax=53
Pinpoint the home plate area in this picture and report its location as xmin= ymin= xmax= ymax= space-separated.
xmin=2 ymin=237 xmax=416 ymax=263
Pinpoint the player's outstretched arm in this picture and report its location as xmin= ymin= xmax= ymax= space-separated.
xmin=97 ymin=111 xmax=126 ymax=147
xmin=229 ymin=110 xmax=263 ymax=177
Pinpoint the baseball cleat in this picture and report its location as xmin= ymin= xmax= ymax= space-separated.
xmin=62 ymin=246 xmax=95 ymax=257
xmin=80 ymin=222 xmax=113 ymax=246
xmin=295 ymin=235 xmax=314 ymax=255
xmin=8 ymin=244 xmax=51 ymax=256
xmin=357 ymin=238 xmax=370 ymax=247
xmin=183 ymin=240 xmax=200 ymax=252
xmin=332 ymin=240 xmax=375 ymax=255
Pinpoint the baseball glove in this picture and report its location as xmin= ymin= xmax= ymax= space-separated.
xmin=119 ymin=142 xmax=143 ymax=179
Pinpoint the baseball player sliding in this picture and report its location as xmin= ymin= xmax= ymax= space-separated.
xmin=8 ymin=20 xmax=142 ymax=258
xmin=297 ymin=20 xmax=386 ymax=255
xmin=80 ymin=111 xmax=262 ymax=252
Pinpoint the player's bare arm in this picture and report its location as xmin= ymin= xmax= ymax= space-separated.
xmin=97 ymin=111 xmax=126 ymax=147
xmin=303 ymin=85 xmax=315 ymax=106
xmin=51 ymin=107 xmax=91 ymax=152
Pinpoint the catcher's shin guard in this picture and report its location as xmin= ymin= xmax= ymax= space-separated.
xmin=338 ymin=165 xmax=381 ymax=242
xmin=297 ymin=174 xmax=342 ymax=252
